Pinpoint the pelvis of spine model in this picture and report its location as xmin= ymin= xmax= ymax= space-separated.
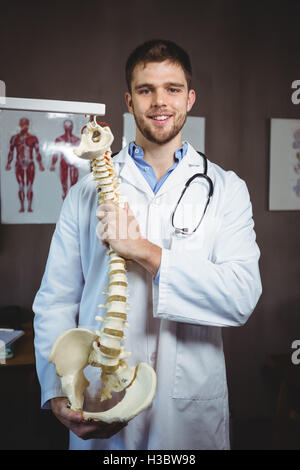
xmin=49 ymin=119 xmax=156 ymax=423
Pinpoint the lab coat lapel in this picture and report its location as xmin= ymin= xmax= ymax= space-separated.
xmin=113 ymin=147 xmax=154 ymax=199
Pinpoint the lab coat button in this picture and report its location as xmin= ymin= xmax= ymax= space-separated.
xmin=152 ymin=198 xmax=160 ymax=206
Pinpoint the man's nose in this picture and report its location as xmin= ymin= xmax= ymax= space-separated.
xmin=152 ymin=89 xmax=166 ymax=107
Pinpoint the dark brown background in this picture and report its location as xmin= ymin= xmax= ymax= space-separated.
xmin=0 ymin=0 xmax=300 ymax=449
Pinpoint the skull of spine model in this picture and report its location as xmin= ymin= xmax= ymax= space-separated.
xmin=49 ymin=120 xmax=157 ymax=423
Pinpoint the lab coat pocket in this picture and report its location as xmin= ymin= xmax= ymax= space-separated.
xmin=172 ymin=323 xmax=226 ymax=400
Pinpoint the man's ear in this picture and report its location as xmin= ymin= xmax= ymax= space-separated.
xmin=187 ymin=89 xmax=196 ymax=112
xmin=125 ymin=92 xmax=134 ymax=115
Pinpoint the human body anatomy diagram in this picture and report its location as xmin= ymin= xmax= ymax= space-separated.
xmin=50 ymin=119 xmax=81 ymax=200
xmin=5 ymin=117 xmax=45 ymax=213
xmin=4 ymin=116 xmax=84 ymax=217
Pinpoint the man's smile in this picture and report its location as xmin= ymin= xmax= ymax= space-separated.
xmin=148 ymin=114 xmax=173 ymax=125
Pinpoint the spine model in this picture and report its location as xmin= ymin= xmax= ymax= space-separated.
xmin=88 ymin=147 xmax=135 ymax=401
xmin=50 ymin=120 xmax=156 ymax=422
xmin=73 ymin=121 xmax=136 ymax=402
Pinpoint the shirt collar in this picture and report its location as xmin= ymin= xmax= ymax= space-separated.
xmin=128 ymin=141 xmax=188 ymax=163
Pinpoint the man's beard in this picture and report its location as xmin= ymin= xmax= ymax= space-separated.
xmin=133 ymin=109 xmax=187 ymax=145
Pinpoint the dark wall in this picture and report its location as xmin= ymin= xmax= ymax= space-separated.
xmin=0 ymin=0 xmax=300 ymax=422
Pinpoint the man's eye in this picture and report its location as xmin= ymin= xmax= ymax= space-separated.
xmin=169 ymin=88 xmax=180 ymax=93
xmin=139 ymin=89 xmax=151 ymax=95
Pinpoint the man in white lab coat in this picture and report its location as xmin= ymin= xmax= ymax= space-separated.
xmin=33 ymin=39 xmax=262 ymax=450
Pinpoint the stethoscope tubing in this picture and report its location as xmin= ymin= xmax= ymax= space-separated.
xmin=171 ymin=152 xmax=214 ymax=235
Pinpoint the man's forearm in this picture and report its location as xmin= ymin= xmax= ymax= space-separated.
xmin=132 ymin=238 xmax=162 ymax=277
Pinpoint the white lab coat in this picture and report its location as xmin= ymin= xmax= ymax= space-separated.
xmin=33 ymin=143 xmax=262 ymax=450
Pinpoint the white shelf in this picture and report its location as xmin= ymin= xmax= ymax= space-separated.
xmin=0 ymin=97 xmax=105 ymax=115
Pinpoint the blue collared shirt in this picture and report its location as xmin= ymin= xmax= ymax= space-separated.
xmin=128 ymin=141 xmax=188 ymax=283
xmin=128 ymin=141 xmax=188 ymax=195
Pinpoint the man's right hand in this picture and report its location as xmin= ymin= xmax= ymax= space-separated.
xmin=51 ymin=397 xmax=128 ymax=440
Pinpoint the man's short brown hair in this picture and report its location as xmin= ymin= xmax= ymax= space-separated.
xmin=125 ymin=39 xmax=192 ymax=93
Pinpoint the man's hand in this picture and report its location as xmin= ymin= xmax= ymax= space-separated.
xmin=51 ymin=397 xmax=127 ymax=440
xmin=96 ymin=201 xmax=161 ymax=276
xmin=96 ymin=201 xmax=143 ymax=259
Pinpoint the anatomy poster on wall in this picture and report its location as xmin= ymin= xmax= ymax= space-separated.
xmin=0 ymin=111 xmax=90 ymax=223
xmin=269 ymin=118 xmax=300 ymax=210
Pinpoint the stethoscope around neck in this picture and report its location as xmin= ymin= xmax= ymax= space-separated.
xmin=171 ymin=152 xmax=214 ymax=235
